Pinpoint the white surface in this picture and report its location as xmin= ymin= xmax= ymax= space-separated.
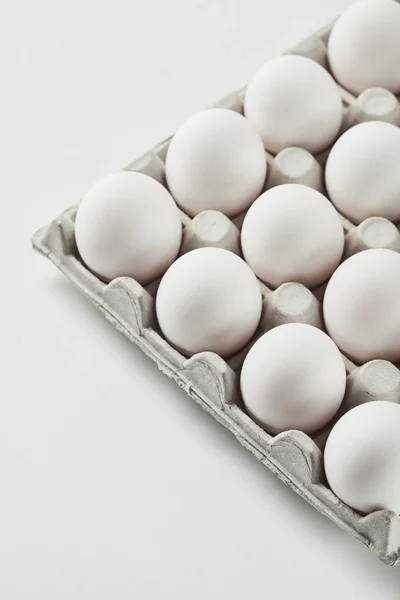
xmin=2 ymin=0 xmax=400 ymax=598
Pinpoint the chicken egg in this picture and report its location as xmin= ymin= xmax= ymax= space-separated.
xmin=74 ymin=171 xmax=182 ymax=285
xmin=165 ymin=108 xmax=267 ymax=217
xmin=241 ymin=184 xmax=344 ymax=289
xmin=323 ymin=249 xmax=400 ymax=363
xmin=325 ymin=121 xmax=400 ymax=225
xmin=244 ymin=55 xmax=343 ymax=154
xmin=240 ymin=323 xmax=346 ymax=435
xmin=328 ymin=0 xmax=400 ymax=96
xmin=324 ymin=401 xmax=400 ymax=515
xmin=156 ymin=247 xmax=262 ymax=358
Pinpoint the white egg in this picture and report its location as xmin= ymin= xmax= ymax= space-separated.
xmin=74 ymin=171 xmax=182 ymax=285
xmin=324 ymin=401 xmax=400 ymax=514
xmin=241 ymin=184 xmax=344 ymax=289
xmin=156 ymin=247 xmax=262 ymax=358
xmin=328 ymin=0 xmax=400 ymax=96
xmin=323 ymin=249 xmax=400 ymax=364
xmin=165 ymin=108 xmax=267 ymax=217
xmin=325 ymin=122 xmax=400 ymax=225
xmin=244 ymin=55 xmax=343 ymax=155
xmin=240 ymin=323 xmax=346 ymax=435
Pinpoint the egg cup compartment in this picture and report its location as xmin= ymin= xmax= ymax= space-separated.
xmin=33 ymin=17 xmax=400 ymax=565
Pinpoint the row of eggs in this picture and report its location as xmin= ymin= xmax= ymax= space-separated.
xmin=243 ymin=325 xmax=400 ymax=516
xmin=322 ymin=0 xmax=400 ymax=518
xmin=75 ymin=146 xmax=400 ymax=369
xmin=75 ymin=114 xmax=400 ymax=291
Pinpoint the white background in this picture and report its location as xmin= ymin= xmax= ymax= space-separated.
xmin=2 ymin=0 xmax=400 ymax=597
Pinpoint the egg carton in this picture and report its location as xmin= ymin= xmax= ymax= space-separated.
xmin=32 ymin=18 xmax=400 ymax=566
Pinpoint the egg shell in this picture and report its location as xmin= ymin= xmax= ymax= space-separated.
xmin=325 ymin=121 xmax=400 ymax=225
xmin=240 ymin=323 xmax=346 ymax=435
xmin=74 ymin=171 xmax=182 ymax=285
xmin=155 ymin=247 xmax=262 ymax=358
xmin=328 ymin=0 xmax=400 ymax=95
xmin=241 ymin=183 xmax=344 ymax=289
xmin=323 ymin=248 xmax=400 ymax=364
xmin=244 ymin=55 xmax=343 ymax=154
xmin=165 ymin=108 xmax=267 ymax=217
xmin=324 ymin=401 xmax=400 ymax=514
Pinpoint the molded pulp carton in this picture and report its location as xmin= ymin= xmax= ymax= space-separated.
xmin=33 ymin=19 xmax=400 ymax=566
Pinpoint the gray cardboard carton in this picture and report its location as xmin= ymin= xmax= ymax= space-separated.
xmin=33 ymin=19 xmax=400 ymax=566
